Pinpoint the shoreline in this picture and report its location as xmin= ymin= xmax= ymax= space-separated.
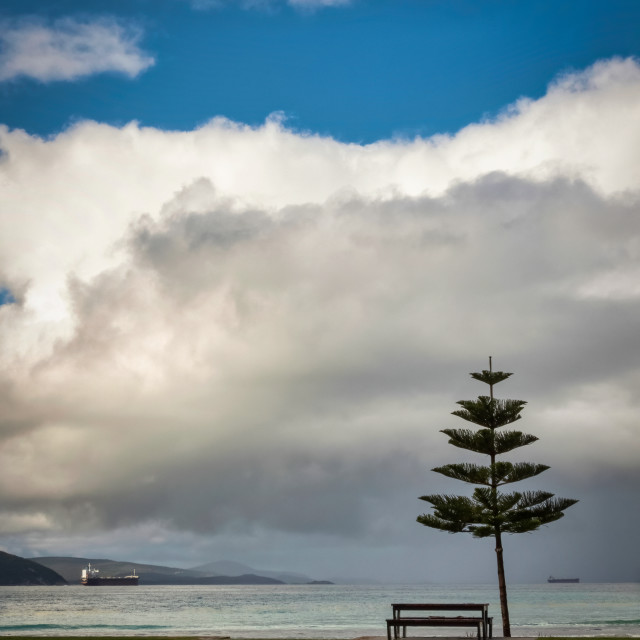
xmin=0 ymin=636 xmax=637 ymax=639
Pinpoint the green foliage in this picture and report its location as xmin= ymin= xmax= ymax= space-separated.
xmin=432 ymin=461 xmax=550 ymax=486
xmin=452 ymin=397 xmax=527 ymax=428
xmin=418 ymin=485 xmax=575 ymax=538
xmin=418 ymin=364 xmax=577 ymax=538
xmin=441 ymin=427 xmax=539 ymax=455
xmin=471 ymin=370 xmax=512 ymax=385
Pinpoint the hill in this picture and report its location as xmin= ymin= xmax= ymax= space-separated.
xmin=30 ymin=557 xmax=284 ymax=585
xmin=0 ymin=550 xmax=67 ymax=585
xmin=190 ymin=560 xmax=316 ymax=584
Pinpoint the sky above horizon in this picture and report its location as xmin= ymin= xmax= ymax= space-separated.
xmin=1 ymin=0 xmax=639 ymax=585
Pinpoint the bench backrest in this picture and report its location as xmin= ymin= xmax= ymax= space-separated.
xmin=392 ymin=603 xmax=489 ymax=618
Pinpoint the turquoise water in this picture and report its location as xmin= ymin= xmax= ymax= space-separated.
xmin=0 ymin=583 xmax=638 ymax=637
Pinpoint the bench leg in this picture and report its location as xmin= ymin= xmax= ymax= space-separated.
xmin=390 ymin=620 xmax=405 ymax=639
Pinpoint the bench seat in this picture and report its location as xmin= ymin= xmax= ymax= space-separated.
xmin=387 ymin=616 xmax=484 ymax=640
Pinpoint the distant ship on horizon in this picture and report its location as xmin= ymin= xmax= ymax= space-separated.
xmin=548 ymin=576 xmax=580 ymax=583
xmin=81 ymin=563 xmax=139 ymax=586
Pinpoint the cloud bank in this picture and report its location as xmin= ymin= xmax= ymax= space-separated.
xmin=0 ymin=17 xmax=154 ymax=82
xmin=183 ymin=0 xmax=352 ymax=9
xmin=0 ymin=57 xmax=639 ymax=580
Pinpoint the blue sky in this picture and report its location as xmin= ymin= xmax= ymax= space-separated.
xmin=1 ymin=1 xmax=640 ymax=590
xmin=1 ymin=1 xmax=639 ymax=141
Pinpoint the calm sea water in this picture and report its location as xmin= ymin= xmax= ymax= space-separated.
xmin=0 ymin=583 xmax=638 ymax=638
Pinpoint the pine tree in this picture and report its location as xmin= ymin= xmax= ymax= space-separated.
xmin=417 ymin=358 xmax=578 ymax=637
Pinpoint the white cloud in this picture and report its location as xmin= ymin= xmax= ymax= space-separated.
xmin=181 ymin=0 xmax=353 ymax=9
xmin=0 ymin=58 xmax=639 ymax=580
xmin=0 ymin=17 xmax=154 ymax=82
xmin=287 ymin=0 xmax=352 ymax=7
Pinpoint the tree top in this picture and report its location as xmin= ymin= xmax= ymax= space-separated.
xmin=471 ymin=369 xmax=512 ymax=385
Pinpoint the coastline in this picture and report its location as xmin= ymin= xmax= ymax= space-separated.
xmin=0 ymin=636 xmax=636 ymax=640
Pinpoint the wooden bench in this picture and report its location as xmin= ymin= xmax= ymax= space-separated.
xmin=389 ymin=603 xmax=492 ymax=640
xmin=387 ymin=616 xmax=483 ymax=640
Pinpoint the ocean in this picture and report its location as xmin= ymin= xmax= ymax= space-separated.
xmin=0 ymin=583 xmax=638 ymax=637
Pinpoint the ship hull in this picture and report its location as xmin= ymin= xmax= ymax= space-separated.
xmin=81 ymin=577 xmax=139 ymax=586
xmin=548 ymin=578 xmax=579 ymax=583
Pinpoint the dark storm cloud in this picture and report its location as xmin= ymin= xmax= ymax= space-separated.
xmin=3 ymin=172 xmax=635 ymax=544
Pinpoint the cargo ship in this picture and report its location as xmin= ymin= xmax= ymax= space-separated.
xmin=548 ymin=576 xmax=579 ymax=583
xmin=81 ymin=563 xmax=139 ymax=586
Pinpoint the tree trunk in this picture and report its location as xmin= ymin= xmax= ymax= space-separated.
xmin=495 ymin=529 xmax=511 ymax=637
xmin=489 ymin=357 xmax=511 ymax=636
